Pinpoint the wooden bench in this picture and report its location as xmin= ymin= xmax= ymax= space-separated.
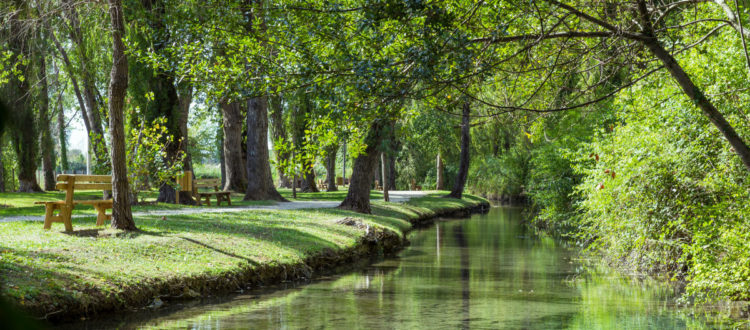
xmin=35 ymin=174 xmax=113 ymax=231
xmin=176 ymin=172 xmax=232 ymax=207
xmin=193 ymin=178 xmax=231 ymax=206
xmin=317 ymin=179 xmax=328 ymax=190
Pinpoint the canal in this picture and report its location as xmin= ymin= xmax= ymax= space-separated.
xmin=68 ymin=207 xmax=718 ymax=329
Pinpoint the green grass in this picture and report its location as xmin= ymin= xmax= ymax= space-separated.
xmin=0 ymin=192 xmax=487 ymax=318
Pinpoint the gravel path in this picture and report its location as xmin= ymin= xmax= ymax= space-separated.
xmin=0 ymin=191 xmax=429 ymax=223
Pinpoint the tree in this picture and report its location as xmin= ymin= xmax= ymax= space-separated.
xmin=339 ymin=118 xmax=392 ymax=213
xmin=324 ymin=145 xmax=338 ymax=192
xmin=108 ymin=0 xmax=135 ymax=230
xmin=220 ymin=100 xmax=247 ymax=192
xmin=244 ymin=96 xmax=286 ymax=201
xmin=5 ymin=0 xmax=42 ymax=192
xmin=447 ymin=102 xmax=471 ymax=199
xmin=269 ymin=95 xmax=292 ymax=188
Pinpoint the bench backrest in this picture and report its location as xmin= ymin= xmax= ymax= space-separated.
xmin=194 ymin=178 xmax=221 ymax=193
xmin=56 ymin=174 xmax=112 ymax=205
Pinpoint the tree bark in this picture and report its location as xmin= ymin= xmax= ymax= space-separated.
xmin=217 ymin=108 xmax=226 ymax=186
xmin=269 ymin=95 xmax=292 ymax=188
xmin=244 ymin=97 xmax=287 ymax=201
xmin=436 ymin=152 xmax=444 ymax=190
xmin=7 ymin=1 xmax=42 ymax=193
xmin=636 ymin=1 xmax=750 ymax=171
xmin=38 ymin=51 xmax=57 ymax=191
xmin=55 ymin=74 xmax=69 ymax=173
xmin=388 ymin=152 xmax=397 ymax=190
xmin=339 ymin=120 xmax=389 ymax=213
xmin=0 ymin=136 xmax=5 ymax=193
xmin=381 ymin=152 xmax=389 ymax=201
xmin=107 ymin=0 xmax=136 ymax=230
xmin=325 ymin=145 xmax=339 ymax=191
xmin=447 ymin=102 xmax=471 ymax=199
xmin=221 ymin=100 xmax=247 ymax=192
xmin=177 ymin=83 xmax=193 ymax=173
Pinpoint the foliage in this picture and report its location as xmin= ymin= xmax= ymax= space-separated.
xmin=126 ymin=117 xmax=185 ymax=202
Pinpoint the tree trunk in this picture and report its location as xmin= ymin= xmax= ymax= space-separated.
xmin=339 ymin=120 xmax=389 ymax=213
xmin=436 ymin=152 xmax=444 ymax=190
xmin=50 ymin=31 xmax=92 ymax=141
xmin=57 ymin=94 xmax=69 ymax=173
xmin=636 ymin=0 xmax=750 ymax=171
xmin=38 ymin=51 xmax=57 ymax=191
xmin=0 ymin=136 xmax=5 ymax=193
xmin=269 ymin=95 xmax=292 ymax=188
xmin=447 ymin=102 xmax=470 ymax=199
xmin=7 ymin=2 xmax=41 ymax=193
xmin=381 ymin=153 xmax=389 ymax=201
xmin=218 ymin=108 xmax=226 ymax=187
xmin=177 ymin=83 xmax=193 ymax=174
xmin=221 ymin=100 xmax=247 ymax=192
xmin=293 ymin=93 xmax=318 ymax=193
xmin=244 ymin=97 xmax=287 ymax=201
xmin=388 ymin=152 xmax=397 ymax=190
xmin=325 ymin=145 xmax=338 ymax=191
xmin=63 ymin=0 xmax=109 ymax=171
xmin=107 ymin=0 xmax=136 ymax=230
xmin=302 ymin=168 xmax=319 ymax=193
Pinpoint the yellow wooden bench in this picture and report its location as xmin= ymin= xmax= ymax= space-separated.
xmin=194 ymin=178 xmax=232 ymax=206
xmin=35 ymin=174 xmax=113 ymax=231
xmin=176 ymin=172 xmax=231 ymax=207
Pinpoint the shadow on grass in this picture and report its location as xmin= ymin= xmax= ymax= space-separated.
xmin=178 ymin=236 xmax=259 ymax=266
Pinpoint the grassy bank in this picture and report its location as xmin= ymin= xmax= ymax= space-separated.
xmin=0 ymin=192 xmax=487 ymax=321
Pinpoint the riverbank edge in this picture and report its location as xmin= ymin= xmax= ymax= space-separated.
xmin=36 ymin=197 xmax=489 ymax=323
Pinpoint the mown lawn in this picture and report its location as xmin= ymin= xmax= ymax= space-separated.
xmin=0 ymin=192 xmax=487 ymax=318
xmin=0 ymin=187 xmax=399 ymax=218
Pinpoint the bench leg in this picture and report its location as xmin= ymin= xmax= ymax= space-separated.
xmin=94 ymin=205 xmax=108 ymax=226
xmin=216 ymin=195 xmax=223 ymax=206
xmin=61 ymin=205 xmax=74 ymax=232
xmin=43 ymin=204 xmax=56 ymax=230
xmin=205 ymin=196 xmax=211 ymax=207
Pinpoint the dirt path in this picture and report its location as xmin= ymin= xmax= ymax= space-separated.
xmin=0 ymin=191 xmax=429 ymax=223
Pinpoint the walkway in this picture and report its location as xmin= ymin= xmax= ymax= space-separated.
xmin=0 ymin=191 xmax=428 ymax=223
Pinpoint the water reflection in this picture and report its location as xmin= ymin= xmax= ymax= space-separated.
xmin=67 ymin=207 xmax=722 ymax=329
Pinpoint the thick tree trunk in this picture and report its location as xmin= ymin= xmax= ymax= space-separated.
xmin=302 ymin=168 xmax=319 ymax=193
xmin=7 ymin=2 xmax=41 ymax=193
xmin=637 ymin=1 xmax=750 ymax=171
xmin=339 ymin=120 xmax=389 ymax=213
xmin=325 ymin=145 xmax=338 ymax=191
xmin=221 ymin=100 xmax=247 ymax=192
xmin=436 ymin=152 xmax=444 ymax=190
xmin=244 ymin=97 xmax=287 ymax=201
xmin=107 ymin=0 xmax=136 ymax=230
xmin=269 ymin=95 xmax=292 ymax=188
xmin=38 ymin=52 xmax=57 ymax=191
xmin=447 ymin=102 xmax=470 ymax=199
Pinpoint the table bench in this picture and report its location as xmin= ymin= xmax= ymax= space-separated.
xmin=35 ymin=174 xmax=113 ymax=231
xmin=176 ymin=172 xmax=232 ymax=207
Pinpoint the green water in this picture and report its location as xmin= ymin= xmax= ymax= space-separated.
xmin=70 ymin=207 xmax=721 ymax=329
